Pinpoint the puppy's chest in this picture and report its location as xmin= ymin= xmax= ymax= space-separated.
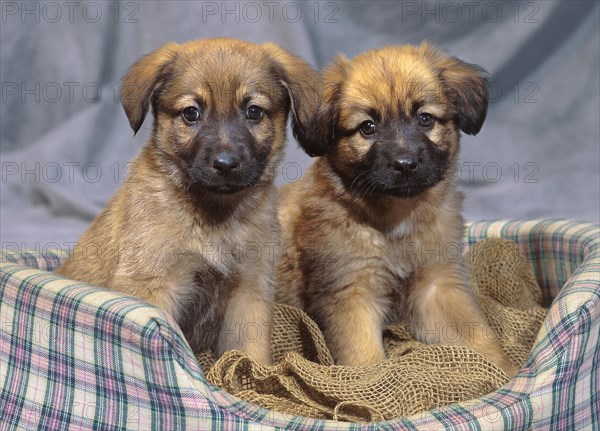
xmin=167 ymin=226 xmax=260 ymax=351
xmin=345 ymin=231 xmax=429 ymax=324
xmin=356 ymin=229 xmax=418 ymax=280
xmin=190 ymin=266 xmax=236 ymax=343
xmin=353 ymin=228 xmax=432 ymax=299
xmin=187 ymin=222 xmax=267 ymax=273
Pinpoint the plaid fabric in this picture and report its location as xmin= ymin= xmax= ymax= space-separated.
xmin=1 ymin=219 xmax=598 ymax=430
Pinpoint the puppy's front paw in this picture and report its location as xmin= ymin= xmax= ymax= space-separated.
xmin=246 ymin=343 xmax=273 ymax=366
xmin=332 ymin=339 xmax=386 ymax=367
xmin=325 ymin=331 xmax=385 ymax=367
xmin=218 ymin=295 xmax=274 ymax=366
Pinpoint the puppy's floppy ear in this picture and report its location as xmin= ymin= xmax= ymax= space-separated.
xmin=425 ymin=45 xmax=489 ymax=135
xmin=310 ymin=54 xmax=351 ymax=155
xmin=262 ymin=43 xmax=327 ymax=157
xmin=120 ymin=42 xmax=179 ymax=134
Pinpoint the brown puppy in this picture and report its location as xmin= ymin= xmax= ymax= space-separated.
xmin=277 ymin=43 xmax=515 ymax=375
xmin=56 ymin=38 xmax=320 ymax=364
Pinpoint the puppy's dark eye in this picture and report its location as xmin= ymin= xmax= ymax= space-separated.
xmin=182 ymin=107 xmax=200 ymax=123
xmin=359 ymin=120 xmax=377 ymax=136
xmin=418 ymin=113 xmax=434 ymax=128
xmin=246 ymin=105 xmax=264 ymax=121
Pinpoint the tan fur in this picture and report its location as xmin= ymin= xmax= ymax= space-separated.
xmin=277 ymin=43 xmax=515 ymax=375
xmin=56 ymin=38 xmax=321 ymax=364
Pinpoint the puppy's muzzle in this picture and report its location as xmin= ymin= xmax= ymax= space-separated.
xmin=370 ymin=143 xmax=443 ymax=197
xmin=212 ymin=151 xmax=240 ymax=174
xmin=393 ymin=155 xmax=420 ymax=175
xmin=390 ymin=146 xmax=423 ymax=178
xmin=189 ymin=142 xmax=261 ymax=194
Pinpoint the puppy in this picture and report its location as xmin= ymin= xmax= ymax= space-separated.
xmin=56 ymin=38 xmax=320 ymax=364
xmin=276 ymin=43 xmax=515 ymax=375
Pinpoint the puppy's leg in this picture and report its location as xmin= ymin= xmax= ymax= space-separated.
xmin=111 ymin=259 xmax=198 ymax=323
xmin=217 ymin=270 xmax=274 ymax=365
xmin=275 ymin=245 xmax=305 ymax=309
xmin=408 ymin=262 xmax=516 ymax=376
xmin=112 ymin=274 xmax=171 ymax=308
xmin=315 ymin=282 xmax=387 ymax=367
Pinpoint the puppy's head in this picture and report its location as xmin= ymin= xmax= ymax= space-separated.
xmin=302 ymin=43 xmax=488 ymax=198
xmin=121 ymin=38 xmax=320 ymax=195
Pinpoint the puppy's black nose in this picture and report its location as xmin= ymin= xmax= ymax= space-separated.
xmin=393 ymin=157 xmax=419 ymax=173
xmin=212 ymin=153 xmax=239 ymax=173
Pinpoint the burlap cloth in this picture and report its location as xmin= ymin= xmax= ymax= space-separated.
xmin=196 ymin=238 xmax=548 ymax=422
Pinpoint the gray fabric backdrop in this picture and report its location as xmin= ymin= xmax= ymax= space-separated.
xmin=1 ymin=0 xmax=599 ymax=249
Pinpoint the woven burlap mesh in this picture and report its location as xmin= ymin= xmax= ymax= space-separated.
xmin=197 ymin=238 xmax=548 ymax=422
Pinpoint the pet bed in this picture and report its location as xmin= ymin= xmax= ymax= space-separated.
xmin=1 ymin=219 xmax=598 ymax=430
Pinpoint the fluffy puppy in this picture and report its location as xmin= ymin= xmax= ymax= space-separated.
xmin=56 ymin=38 xmax=320 ymax=364
xmin=276 ymin=43 xmax=515 ymax=375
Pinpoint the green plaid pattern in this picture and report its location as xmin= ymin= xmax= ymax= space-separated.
xmin=1 ymin=219 xmax=598 ymax=430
